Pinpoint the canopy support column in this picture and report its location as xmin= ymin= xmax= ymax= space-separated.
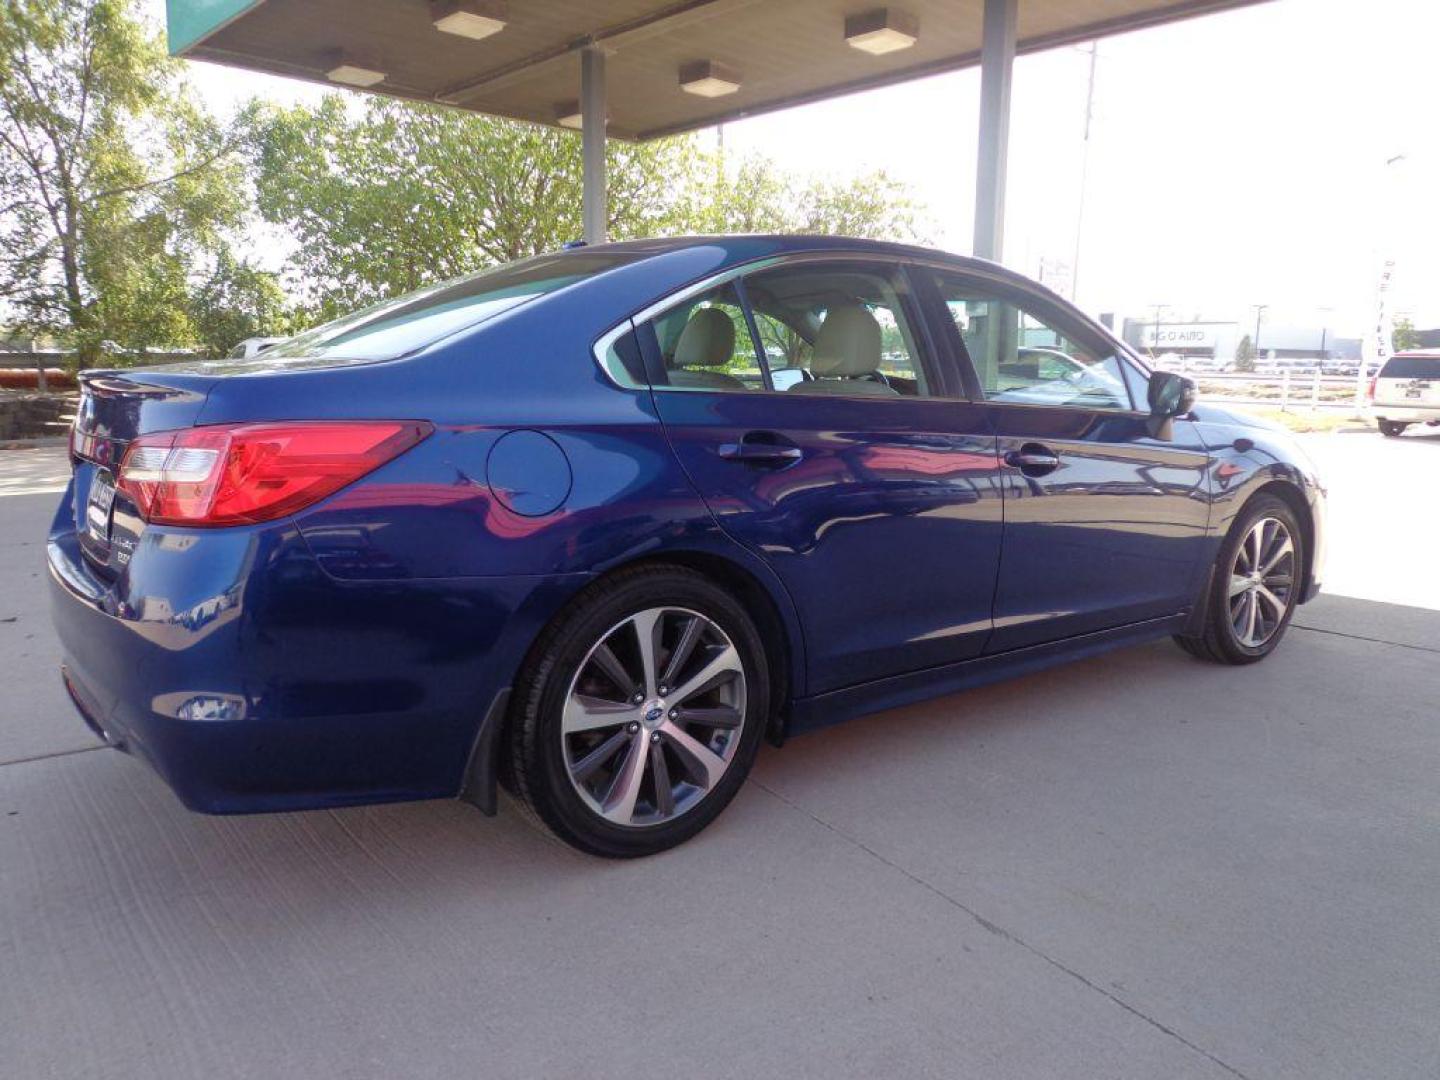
xmin=973 ymin=0 xmax=1017 ymax=263
xmin=581 ymin=45 xmax=607 ymax=245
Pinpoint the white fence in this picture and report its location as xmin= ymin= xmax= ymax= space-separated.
xmin=1192 ymin=371 xmax=1361 ymax=412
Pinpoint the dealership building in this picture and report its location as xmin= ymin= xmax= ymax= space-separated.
xmin=1119 ymin=316 xmax=1362 ymax=368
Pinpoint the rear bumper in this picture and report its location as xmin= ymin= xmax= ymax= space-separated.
xmin=47 ymin=493 xmax=585 ymax=813
xmin=1370 ymin=404 xmax=1440 ymax=423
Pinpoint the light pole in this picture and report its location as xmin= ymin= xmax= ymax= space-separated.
xmin=1252 ymin=303 xmax=1268 ymax=361
xmin=1070 ymin=41 xmax=1098 ymax=304
xmin=1149 ymin=303 xmax=1168 ymax=363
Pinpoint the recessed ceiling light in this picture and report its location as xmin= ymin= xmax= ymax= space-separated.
xmin=325 ymin=53 xmax=387 ymax=87
xmin=679 ymin=59 xmax=741 ymax=98
xmin=844 ymin=8 xmax=919 ymax=55
xmin=430 ymin=0 xmax=507 ymax=41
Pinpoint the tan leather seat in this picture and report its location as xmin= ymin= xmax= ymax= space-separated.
xmin=789 ymin=304 xmax=898 ymax=396
xmin=669 ymin=308 xmax=745 ymax=389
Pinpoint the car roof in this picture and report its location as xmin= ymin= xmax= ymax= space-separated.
xmin=578 ymin=233 xmax=996 ymax=268
xmin=550 ymin=236 xmax=1048 ymax=316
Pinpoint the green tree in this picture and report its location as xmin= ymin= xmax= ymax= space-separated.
xmin=253 ymin=97 xmax=696 ymax=319
xmin=1392 ymin=316 xmax=1418 ymax=353
xmin=0 ymin=0 xmax=261 ymax=363
xmin=252 ymin=97 xmax=928 ymax=320
xmin=794 ymin=172 xmax=921 ymax=239
xmin=1233 ymin=333 xmax=1256 ymax=373
xmin=185 ymin=250 xmax=294 ymax=358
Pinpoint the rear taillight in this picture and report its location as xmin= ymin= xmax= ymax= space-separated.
xmin=1366 ymin=375 xmax=1378 ymax=401
xmin=117 ymin=421 xmax=432 ymax=527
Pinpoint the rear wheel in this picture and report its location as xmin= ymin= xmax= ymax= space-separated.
xmin=1378 ymin=420 xmax=1409 ymax=437
xmin=507 ymin=566 xmax=769 ymax=857
xmin=1173 ymin=494 xmax=1304 ymax=665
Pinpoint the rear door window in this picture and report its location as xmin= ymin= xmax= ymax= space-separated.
xmin=740 ymin=262 xmax=940 ymax=398
xmin=649 ymin=282 xmax=769 ymax=391
xmin=639 ymin=261 xmax=950 ymax=398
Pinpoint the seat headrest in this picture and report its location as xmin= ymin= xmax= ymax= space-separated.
xmin=812 ymin=304 xmax=882 ymax=378
xmin=673 ymin=308 xmax=736 ymax=369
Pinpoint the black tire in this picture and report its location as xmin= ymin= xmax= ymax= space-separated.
xmin=506 ymin=564 xmax=770 ymax=858
xmin=1378 ymin=420 xmax=1408 ymax=437
xmin=1172 ymin=493 xmax=1305 ymax=665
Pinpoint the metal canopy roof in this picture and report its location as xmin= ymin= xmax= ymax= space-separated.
xmin=170 ymin=0 xmax=1268 ymax=141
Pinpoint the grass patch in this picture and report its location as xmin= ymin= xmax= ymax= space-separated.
xmin=1226 ymin=406 xmax=1371 ymax=434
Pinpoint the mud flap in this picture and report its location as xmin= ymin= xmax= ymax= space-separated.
xmin=459 ymin=688 xmax=511 ymax=816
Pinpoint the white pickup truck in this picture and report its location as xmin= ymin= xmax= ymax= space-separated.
xmin=1369 ymin=351 xmax=1440 ymax=437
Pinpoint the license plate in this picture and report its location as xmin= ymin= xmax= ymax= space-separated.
xmin=1406 ymin=389 xmax=1423 ymax=399
xmin=86 ymin=472 xmax=117 ymax=541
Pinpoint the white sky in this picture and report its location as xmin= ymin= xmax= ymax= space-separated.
xmin=158 ymin=0 xmax=1440 ymax=335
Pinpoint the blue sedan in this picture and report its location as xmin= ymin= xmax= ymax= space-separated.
xmin=49 ymin=236 xmax=1326 ymax=856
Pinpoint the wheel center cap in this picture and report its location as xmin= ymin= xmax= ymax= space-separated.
xmin=641 ymin=699 xmax=667 ymax=729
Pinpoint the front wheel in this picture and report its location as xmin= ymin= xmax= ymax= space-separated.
xmin=506 ymin=566 xmax=769 ymax=857
xmin=1173 ymin=494 xmax=1304 ymax=665
xmin=1378 ymin=420 xmax=1409 ymax=437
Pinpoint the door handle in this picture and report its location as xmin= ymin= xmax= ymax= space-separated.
xmin=1003 ymin=443 xmax=1061 ymax=477
xmin=718 ymin=436 xmax=803 ymax=466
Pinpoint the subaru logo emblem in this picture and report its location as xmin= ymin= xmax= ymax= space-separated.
xmin=644 ymin=706 xmax=664 ymax=724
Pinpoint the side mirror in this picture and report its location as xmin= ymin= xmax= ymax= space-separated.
xmin=1148 ymin=371 xmax=1197 ymax=418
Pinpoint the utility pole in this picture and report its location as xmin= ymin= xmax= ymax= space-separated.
xmin=1070 ymin=42 xmax=1098 ymax=304
xmin=1252 ymin=303 xmax=1268 ymax=360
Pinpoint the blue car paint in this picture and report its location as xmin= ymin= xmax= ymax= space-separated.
xmin=650 ymin=389 xmax=1006 ymax=692
xmin=985 ymin=408 xmax=1213 ymax=652
xmin=48 ymin=235 xmax=1325 ymax=815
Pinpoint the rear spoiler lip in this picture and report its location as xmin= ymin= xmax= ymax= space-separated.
xmin=72 ymin=371 xmax=217 ymax=469
xmin=78 ymin=369 xmax=212 ymax=400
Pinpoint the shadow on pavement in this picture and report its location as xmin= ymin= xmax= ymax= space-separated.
xmin=3 ymin=594 xmax=1439 ymax=1078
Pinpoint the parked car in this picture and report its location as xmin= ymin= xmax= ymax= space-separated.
xmin=1368 ymin=350 xmax=1440 ymax=436
xmin=226 ymin=336 xmax=285 ymax=359
xmin=49 ymin=236 xmax=1326 ymax=857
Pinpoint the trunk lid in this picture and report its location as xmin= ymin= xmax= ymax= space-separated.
xmin=69 ymin=369 xmax=216 ymax=577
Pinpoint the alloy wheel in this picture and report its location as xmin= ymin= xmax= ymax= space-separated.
xmin=1227 ymin=516 xmax=1296 ymax=648
xmin=562 ymin=607 xmax=748 ymax=828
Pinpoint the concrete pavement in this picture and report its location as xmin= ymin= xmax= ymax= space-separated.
xmin=1 ymin=433 xmax=1437 ymax=1079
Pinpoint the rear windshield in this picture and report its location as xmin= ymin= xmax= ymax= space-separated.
xmin=263 ymin=251 xmax=640 ymax=362
xmin=1380 ymin=355 xmax=1440 ymax=379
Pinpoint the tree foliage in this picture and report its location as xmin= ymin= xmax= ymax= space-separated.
xmin=1391 ymin=316 xmax=1418 ymax=353
xmin=2 ymin=1 xmax=929 ymax=361
xmin=184 ymin=250 xmax=295 ymax=358
xmin=252 ymin=98 xmax=928 ymax=320
xmin=0 ymin=0 xmax=286 ymax=361
xmin=1233 ymin=333 xmax=1256 ymax=372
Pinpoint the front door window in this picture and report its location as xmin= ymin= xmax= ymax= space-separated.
xmin=933 ymin=281 xmax=1133 ymax=411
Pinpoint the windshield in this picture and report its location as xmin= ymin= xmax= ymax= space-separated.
xmin=264 ymin=251 xmax=641 ymax=362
